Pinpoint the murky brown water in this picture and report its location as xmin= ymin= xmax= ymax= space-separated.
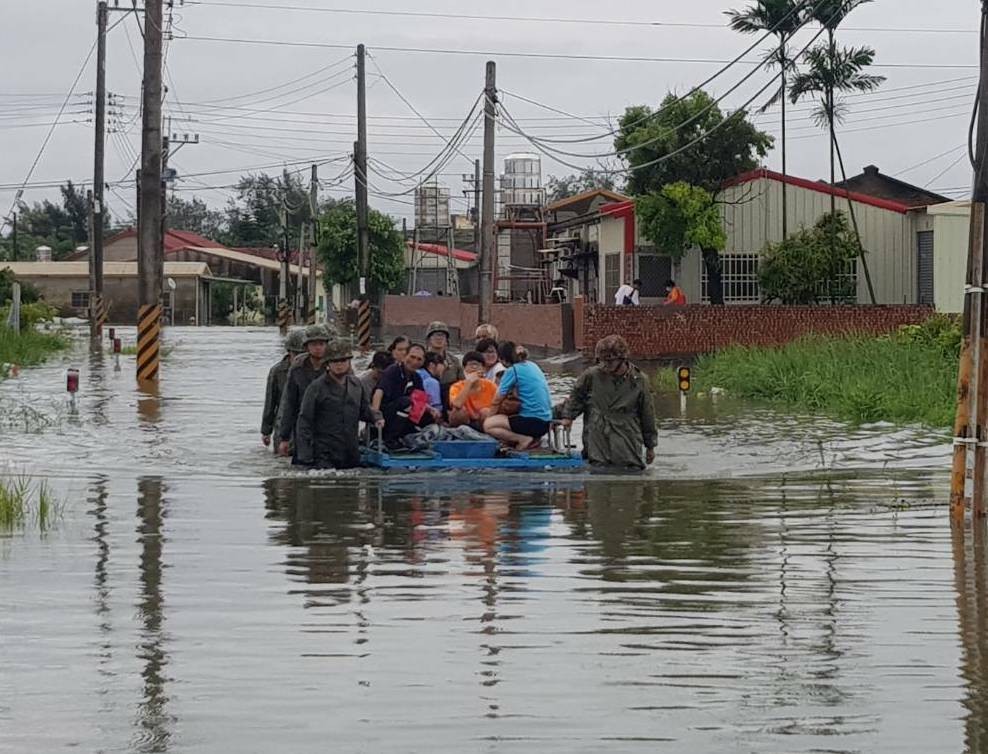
xmin=1 ymin=327 xmax=981 ymax=753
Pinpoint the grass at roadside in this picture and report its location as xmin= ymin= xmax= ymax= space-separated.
xmin=0 ymin=325 xmax=70 ymax=378
xmin=0 ymin=474 xmax=62 ymax=531
xmin=653 ymin=316 xmax=960 ymax=428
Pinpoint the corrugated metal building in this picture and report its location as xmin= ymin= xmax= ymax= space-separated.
xmin=676 ymin=169 xmax=931 ymax=306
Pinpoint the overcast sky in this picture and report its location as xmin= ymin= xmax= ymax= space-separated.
xmin=0 ymin=0 xmax=978 ymax=230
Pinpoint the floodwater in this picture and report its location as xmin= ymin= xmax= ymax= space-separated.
xmin=0 ymin=327 xmax=982 ymax=753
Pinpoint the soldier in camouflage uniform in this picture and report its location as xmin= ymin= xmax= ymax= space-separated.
xmin=560 ymin=335 xmax=657 ymax=470
xmin=276 ymin=324 xmax=332 ymax=459
xmin=295 ymin=338 xmax=384 ymax=469
xmin=261 ymin=328 xmax=305 ymax=450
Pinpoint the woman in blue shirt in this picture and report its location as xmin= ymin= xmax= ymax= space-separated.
xmin=483 ymin=341 xmax=553 ymax=450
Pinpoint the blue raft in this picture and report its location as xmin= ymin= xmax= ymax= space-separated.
xmin=362 ymin=439 xmax=585 ymax=471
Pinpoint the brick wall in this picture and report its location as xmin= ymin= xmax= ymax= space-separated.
xmin=381 ymin=295 xmax=572 ymax=351
xmin=583 ymin=304 xmax=936 ymax=358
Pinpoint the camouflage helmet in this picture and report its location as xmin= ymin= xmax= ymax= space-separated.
xmin=595 ymin=334 xmax=629 ymax=363
xmin=302 ymin=324 xmax=332 ymax=347
xmin=426 ymin=321 xmax=451 ymax=340
xmin=284 ymin=328 xmax=306 ymax=353
xmin=323 ymin=338 xmax=353 ymax=363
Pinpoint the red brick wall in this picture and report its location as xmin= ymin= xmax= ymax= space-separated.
xmin=381 ymin=295 xmax=568 ymax=350
xmin=583 ymin=304 xmax=936 ymax=358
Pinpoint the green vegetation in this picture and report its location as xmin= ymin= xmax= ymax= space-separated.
xmin=0 ymin=326 xmax=69 ymax=378
xmin=759 ymin=213 xmax=858 ymax=304
xmin=655 ymin=316 xmax=961 ymax=427
xmin=0 ymin=475 xmax=62 ymax=531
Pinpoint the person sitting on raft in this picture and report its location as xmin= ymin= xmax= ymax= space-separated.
xmin=483 ymin=341 xmax=553 ymax=451
xmin=419 ymin=351 xmax=447 ymax=416
xmin=372 ymin=343 xmax=438 ymax=447
xmin=295 ymin=338 xmax=384 ymax=469
xmin=448 ymin=351 xmax=498 ymax=430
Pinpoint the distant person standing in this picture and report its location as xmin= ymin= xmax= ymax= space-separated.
xmin=261 ymin=328 xmax=305 ymax=450
xmin=614 ymin=279 xmax=641 ymax=306
xmin=276 ymin=324 xmax=331 ymax=459
xmin=663 ymin=279 xmax=687 ymax=306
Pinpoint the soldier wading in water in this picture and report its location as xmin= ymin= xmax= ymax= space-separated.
xmin=276 ymin=324 xmax=334 ymax=459
xmin=261 ymin=327 xmax=305 ymax=450
xmin=560 ymin=335 xmax=657 ymax=470
xmin=295 ymin=338 xmax=384 ymax=469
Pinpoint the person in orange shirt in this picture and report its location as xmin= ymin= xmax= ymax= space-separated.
xmin=663 ymin=279 xmax=687 ymax=306
xmin=448 ymin=351 xmax=499 ymax=430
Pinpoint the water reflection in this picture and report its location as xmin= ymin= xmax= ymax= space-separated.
xmin=134 ymin=477 xmax=172 ymax=753
xmin=954 ymin=519 xmax=988 ymax=754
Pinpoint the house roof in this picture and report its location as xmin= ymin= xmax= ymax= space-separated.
xmin=546 ymin=188 xmax=631 ymax=212
xmin=2 ymin=261 xmax=213 ymax=278
xmin=723 ymin=168 xmax=913 ymax=214
xmin=835 ymin=164 xmax=951 ymax=207
xmin=106 ymin=227 xmax=229 ymax=252
xmin=408 ymin=241 xmax=477 ymax=263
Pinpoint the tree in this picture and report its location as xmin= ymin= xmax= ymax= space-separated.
xmin=220 ymin=170 xmax=312 ymax=249
xmin=317 ymin=200 xmax=405 ymax=294
xmin=637 ymin=183 xmax=727 ymax=304
xmin=615 ymin=91 xmax=772 ymax=304
xmin=0 ymin=181 xmax=110 ymax=260
xmin=727 ymin=0 xmax=805 ymax=237
xmin=758 ymin=212 xmax=858 ymax=304
xmin=546 ymin=168 xmax=618 ymax=203
xmin=615 ymin=91 xmax=773 ymax=195
xmin=166 ymin=195 xmax=226 ymax=239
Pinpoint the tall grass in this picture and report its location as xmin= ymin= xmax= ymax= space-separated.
xmin=654 ymin=317 xmax=960 ymax=428
xmin=0 ymin=475 xmax=61 ymax=531
xmin=0 ymin=325 xmax=69 ymax=374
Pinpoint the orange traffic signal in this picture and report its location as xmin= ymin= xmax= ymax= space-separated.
xmin=677 ymin=366 xmax=691 ymax=393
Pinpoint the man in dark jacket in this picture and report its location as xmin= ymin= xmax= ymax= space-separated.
xmin=261 ymin=328 xmax=305 ymax=450
xmin=296 ymin=339 xmax=384 ymax=469
xmin=276 ymin=324 xmax=331 ymax=458
xmin=560 ymin=335 xmax=657 ymax=470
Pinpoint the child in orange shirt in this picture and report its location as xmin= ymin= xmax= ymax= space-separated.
xmin=448 ymin=351 xmax=498 ymax=429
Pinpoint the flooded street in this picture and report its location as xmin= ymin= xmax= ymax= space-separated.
xmin=1 ymin=327 xmax=980 ymax=753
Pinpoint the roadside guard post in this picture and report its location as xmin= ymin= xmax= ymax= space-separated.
xmin=66 ymin=367 xmax=80 ymax=410
xmin=678 ymin=365 xmax=691 ymax=415
xmin=113 ymin=337 xmax=121 ymax=372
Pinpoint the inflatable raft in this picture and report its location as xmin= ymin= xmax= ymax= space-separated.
xmin=362 ymin=438 xmax=585 ymax=471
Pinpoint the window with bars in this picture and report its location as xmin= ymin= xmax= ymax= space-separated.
xmin=604 ymin=253 xmax=621 ymax=304
xmin=71 ymin=291 xmax=90 ymax=309
xmin=702 ymin=253 xmax=761 ymax=304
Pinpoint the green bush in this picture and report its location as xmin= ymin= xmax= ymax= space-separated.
xmin=0 ymin=301 xmax=58 ymax=329
xmin=0 ymin=268 xmax=40 ymax=305
xmin=0 ymin=325 xmax=69 ymax=374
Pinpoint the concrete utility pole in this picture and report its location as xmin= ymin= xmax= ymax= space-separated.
xmin=137 ymin=0 xmax=163 ymax=383
xmin=354 ymin=43 xmax=371 ymax=349
xmin=308 ymin=163 xmax=319 ymax=324
xmin=90 ymin=0 xmax=108 ymax=339
xmin=951 ymin=0 xmax=988 ymax=520
xmin=9 ymin=213 xmax=17 ymax=262
xmin=473 ymin=158 xmax=481 ymax=253
xmin=479 ymin=60 xmax=497 ymax=324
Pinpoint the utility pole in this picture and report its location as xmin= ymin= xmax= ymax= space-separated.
xmin=355 ymin=43 xmax=371 ymax=350
xmin=296 ymin=223 xmax=306 ymax=322
xmin=473 ymin=158 xmax=481 ymax=253
xmin=10 ymin=213 xmax=17 ymax=262
xmin=951 ymin=0 xmax=988 ymax=521
xmin=308 ymin=163 xmax=319 ymax=324
xmin=479 ymin=60 xmax=497 ymax=324
xmin=90 ymin=0 xmax=108 ymax=340
xmin=277 ymin=202 xmax=290 ymax=332
xmin=137 ymin=0 xmax=163 ymax=383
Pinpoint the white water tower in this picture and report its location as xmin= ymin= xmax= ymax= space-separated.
xmin=500 ymin=153 xmax=543 ymax=214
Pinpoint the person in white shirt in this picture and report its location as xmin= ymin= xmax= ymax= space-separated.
xmin=614 ymin=279 xmax=642 ymax=306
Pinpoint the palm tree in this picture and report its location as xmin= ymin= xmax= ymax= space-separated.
xmin=727 ymin=0 xmax=805 ymax=239
xmin=789 ymin=0 xmax=884 ymax=304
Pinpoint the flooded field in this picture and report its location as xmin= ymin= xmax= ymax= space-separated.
xmin=1 ymin=327 xmax=980 ymax=753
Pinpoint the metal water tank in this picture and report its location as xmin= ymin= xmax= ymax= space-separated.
xmin=415 ymin=182 xmax=451 ymax=229
xmin=35 ymin=245 xmax=53 ymax=262
xmin=501 ymin=153 xmax=543 ymax=208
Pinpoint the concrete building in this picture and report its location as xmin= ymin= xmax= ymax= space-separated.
xmin=1 ymin=261 xmax=214 ymax=324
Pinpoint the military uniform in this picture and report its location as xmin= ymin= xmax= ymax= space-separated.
xmin=562 ymin=349 xmax=657 ymax=470
xmin=296 ymin=372 xmax=382 ymax=469
xmin=262 ymin=328 xmax=305 ymax=446
xmin=276 ymin=325 xmax=332 ymax=452
xmin=425 ymin=320 xmax=465 ymax=388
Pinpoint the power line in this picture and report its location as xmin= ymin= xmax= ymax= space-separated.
xmin=183 ymin=0 xmax=977 ymax=35
xmin=180 ymin=34 xmax=979 ymax=69
xmin=3 ymin=39 xmax=98 ymax=229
